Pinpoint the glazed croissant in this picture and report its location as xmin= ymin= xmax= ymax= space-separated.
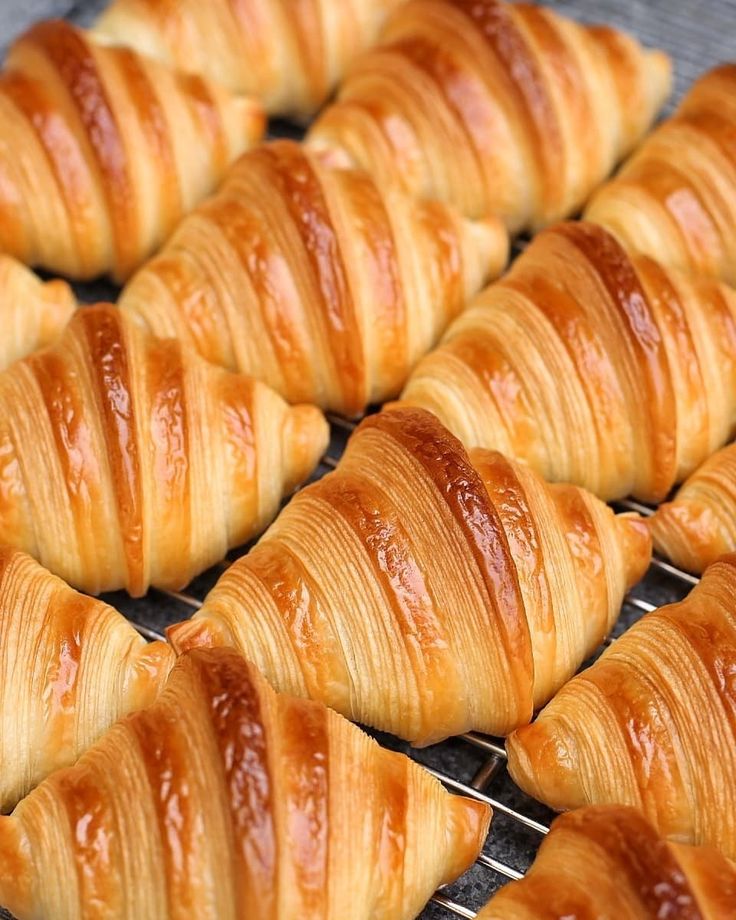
xmin=93 ymin=0 xmax=405 ymax=119
xmin=587 ymin=64 xmax=736 ymax=285
xmin=507 ymin=554 xmax=736 ymax=859
xmin=478 ymin=806 xmax=736 ymax=919
xmin=400 ymin=221 xmax=736 ymax=502
xmin=307 ymin=0 xmax=671 ymax=232
xmin=0 ymin=20 xmax=264 ymax=282
xmin=120 ymin=140 xmax=508 ymax=417
xmin=0 ymin=305 xmax=328 ymax=596
xmin=0 ymin=256 xmax=75 ymax=370
xmin=0 ymin=647 xmax=490 ymax=920
xmin=169 ymin=407 xmax=651 ymax=744
xmin=649 ymin=442 xmax=736 ymax=573
xmin=0 ymin=547 xmax=173 ymax=813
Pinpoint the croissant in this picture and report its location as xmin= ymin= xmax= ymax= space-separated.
xmin=169 ymin=407 xmax=651 ymax=744
xmin=119 ymin=139 xmax=508 ymax=417
xmin=478 ymin=805 xmax=736 ymax=919
xmin=0 ymin=547 xmax=173 ymax=813
xmin=649 ymin=443 xmax=736 ymax=573
xmin=0 ymin=304 xmax=328 ymax=596
xmin=307 ymin=0 xmax=671 ymax=232
xmin=400 ymin=221 xmax=736 ymax=503
xmin=0 ymin=256 xmax=75 ymax=370
xmin=0 ymin=646 xmax=490 ymax=920
xmin=93 ymin=0 xmax=405 ymax=120
xmin=507 ymin=554 xmax=736 ymax=859
xmin=587 ymin=64 xmax=736 ymax=285
xmin=0 ymin=20 xmax=264 ymax=282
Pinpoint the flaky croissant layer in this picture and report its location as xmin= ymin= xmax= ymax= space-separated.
xmin=0 ymin=648 xmax=491 ymax=920
xmin=507 ymin=554 xmax=736 ymax=860
xmin=169 ymin=407 xmax=650 ymax=744
xmin=478 ymin=806 xmax=736 ymax=919
xmin=120 ymin=140 xmax=508 ymax=417
xmin=0 ymin=305 xmax=328 ymax=596
xmin=0 ymin=547 xmax=173 ymax=812
xmin=401 ymin=221 xmax=736 ymax=502
xmin=308 ymin=0 xmax=671 ymax=231
xmin=587 ymin=64 xmax=736 ymax=285
xmin=0 ymin=20 xmax=264 ymax=281
xmin=94 ymin=0 xmax=406 ymax=119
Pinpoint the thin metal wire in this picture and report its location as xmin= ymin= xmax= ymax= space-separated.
xmin=650 ymin=556 xmax=700 ymax=586
xmin=430 ymin=893 xmax=477 ymax=918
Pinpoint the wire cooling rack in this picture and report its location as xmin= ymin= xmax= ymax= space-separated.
xmin=0 ymin=0 xmax=734 ymax=918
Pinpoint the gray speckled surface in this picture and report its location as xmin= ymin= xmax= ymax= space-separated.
xmin=0 ymin=0 xmax=732 ymax=917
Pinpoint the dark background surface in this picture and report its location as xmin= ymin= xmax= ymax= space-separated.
xmin=0 ymin=0 xmax=733 ymax=917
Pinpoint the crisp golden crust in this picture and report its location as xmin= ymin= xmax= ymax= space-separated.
xmin=507 ymin=555 xmax=736 ymax=859
xmin=0 ymin=647 xmax=490 ymax=920
xmin=169 ymin=407 xmax=650 ymax=743
xmin=0 ymin=256 xmax=75 ymax=370
xmin=93 ymin=0 xmax=405 ymax=118
xmin=0 ymin=305 xmax=328 ymax=595
xmin=587 ymin=64 xmax=736 ymax=285
xmin=0 ymin=547 xmax=173 ymax=812
xmin=401 ymin=222 xmax=736 ymax=502
xmin=120 ymin=139 xmax=508 ymax=416
xmin=0 ymin=20 xmax=264 ymax=281
xmin=478 ymin=805 xmax=736 ymax=919
xmin=307 ymin=0 xmax=671 ymax=231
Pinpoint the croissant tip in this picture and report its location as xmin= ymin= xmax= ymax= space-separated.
xmin=282 ymin=404 xmax=330 ymax=492
xmin=616 ymin=512 xmax=653 ymax=588
xmin=444 ymin=795 xmax=493 ymax=884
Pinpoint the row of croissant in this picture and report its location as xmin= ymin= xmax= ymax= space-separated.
xmin=0 ymin=0 xmax=735 ymax=916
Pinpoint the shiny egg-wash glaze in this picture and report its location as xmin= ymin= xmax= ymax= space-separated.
xmin=0 ymin=20 xmax=264 ymax=281
xmin=401 ymin=222 xmax=736 ymax=502
xmin=169 ymin=407 xmax=650 ymax=744
xmin=0 ymin=548 xmax=173 ymax=812
xmin=0 ymin=306 xmax=328 ymax=596
xmin=307 ymin=0 xmax=671 ymax=232
xmin=120 ymin=140 xmax=508 ymax=417
xmin=93 ymin=0 xmax=406 ymax=120
xmin=507 ymin=555 xmax=736 ymax=860
xmin=0 ymin=256 xmax=75 ymax=370
xmin=587 ymin=64 xmax=736 ymax=285
xmin=0 ymin=648 xmax=490 ymax=920
xmin=477 ymin=806 xmax=736 ymax=918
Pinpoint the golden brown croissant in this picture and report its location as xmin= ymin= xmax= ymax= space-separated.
xmin=0 ymin=646 xmax=491 ymax=920
xmin=93 ymin=0 xmax=405 ymax=119
xmin=169 ymin=407 xmax=651 ymax=744
xmin=0 ymin=547 xmax=173 ymax=813
xmin=119 ymin=139 xmax=508 ymax=417
xmin=649 ymin=443 xmax=736 ymax=573
xmin=0 ymin=19 xmax=264 ymax=282
xmin=307 ymin=0 xmax=671 ymax=232
xmin=507 ymin=554 xmax=736 ymax=859
xmin=478 ymin=805 xmax=736 ymax=919
xmin=400 ymin=221 xmax=736 ymax=503
xmin=587 ymin=64 xmax=736 ymax=285
xmin=0 ymin=304 xmax=328 ymax=596
xmin=0 ymin=256 xmax=75 ymax=370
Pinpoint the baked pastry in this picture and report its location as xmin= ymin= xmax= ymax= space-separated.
xmin=0 ymin=19 xmax=264 ymax=281
xmin=0 ymin=305 xmax=328 ymax=596
xmin=507 ymin=554 xmax=736 ymax=859
xmin=477 ymin=805 xmax=736 ymax=919
xmin=93 ymin=0 xmax=405 ymax=120
xmin=0 ymin=647 xmax=491 ymax=920
xmin=120 ymin=139 xmax=508 ymax=416
xmin=0 ymin=547 xmax=173 ymax=813
xmin=0 ymin=256 xmax=75 ymax=370
xmin=169 ymin=407 xmax=651 ymax=744
xmin=400 ymin=221 xmax=736 ymax=502
xmin=307 ymin=0 xmax=671 ymax=232
xmin=649 ymin=442 xmax=736 ymax=573
xmin=587 ymin=64 xmax=736 ymax=285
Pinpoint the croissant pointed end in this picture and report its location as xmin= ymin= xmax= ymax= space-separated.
xmin=506 ymin=722 xmax=584 ymax=813
xmin=282 ymin=405 xmax=330 ymax=493
xmin=167 ymin=614 xmax=231 ymax=655
xmin=646 ymin=49 xmax=674 ymax=106
xmin=441 ymin=796 xmax=492 ymax=886
xmin=462 ymin=215 xmax=510 ymax=295
xmin=616 ymin=513 xmax=652 ymax=590
xmin=0 ymin=817 xmax=32 ymax=919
